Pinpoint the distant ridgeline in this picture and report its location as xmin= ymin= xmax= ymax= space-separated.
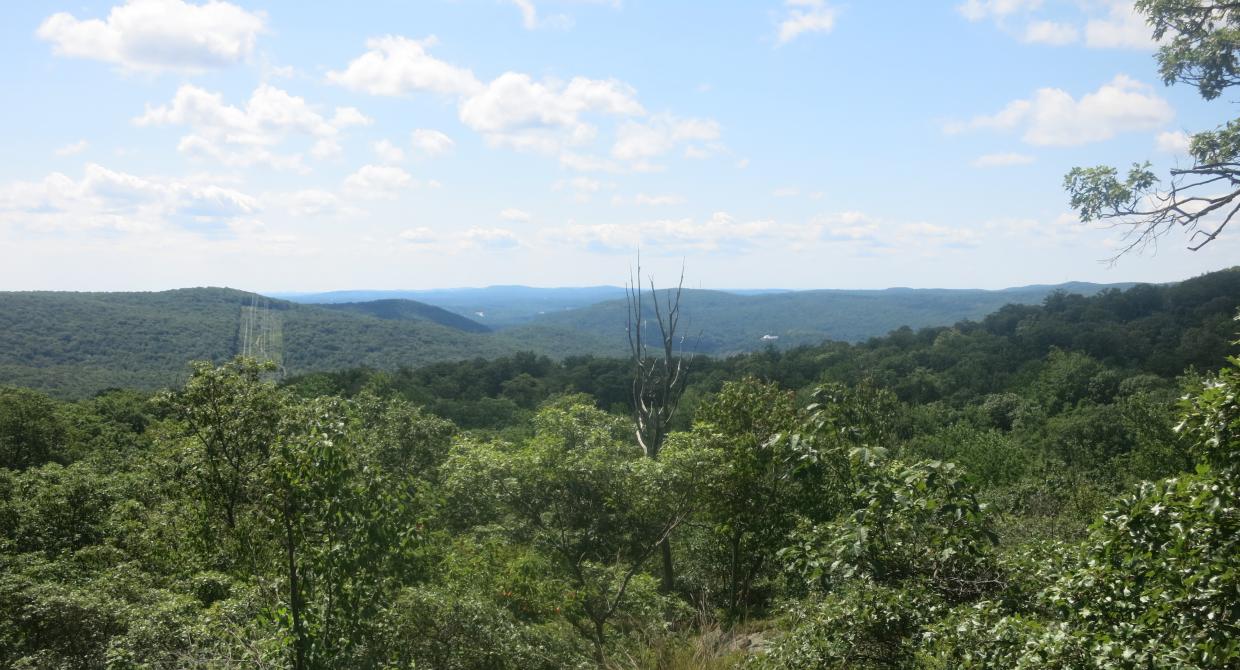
xmin=0 ymin=269 xmax=1236 ymax=398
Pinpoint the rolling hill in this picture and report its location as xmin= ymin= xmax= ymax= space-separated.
xmin=0 ymin=289 xmax=545 ymax=398
xmin=503 ymin=283 xmax=1138 ymax=355
xmin=317 ymin=299 xmax=492 ymax=333
xmin=274 ymin=285 xmax=628 ymax=327
xmin=0 ymin=277 xmax=1182 ymax=398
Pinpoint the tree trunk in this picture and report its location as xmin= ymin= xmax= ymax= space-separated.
xmin=593 ymin=619 xmax=607 ymax=667
xmin=659 ymin=537 xmax=675 ymax=593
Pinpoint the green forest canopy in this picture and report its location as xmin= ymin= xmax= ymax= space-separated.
xmin=1 ymin=268 xmax=1238 ymax=668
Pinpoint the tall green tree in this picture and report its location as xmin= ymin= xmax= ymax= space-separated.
xmin=0 ymin=387 xmax=66 ymax=471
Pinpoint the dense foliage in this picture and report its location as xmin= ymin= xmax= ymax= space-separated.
xmin=1 ymin=272 xmax=1238 ymax=668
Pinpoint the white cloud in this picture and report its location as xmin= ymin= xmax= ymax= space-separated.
xmin=960 ymin=0 xmax=1155 ymax=51
xmin=945 ymin=75 xmax=1174 ymax=146
xmin=972 ymin=152 xmax=1035 ymax=167
xmin=639 ymin=194 xmax=684 ymax=206
xmin=135 ymin=84 xmax=372 ymax=169
xmin=553 ymin=176 xmax=604 ymax=201
xmin=0 ymin=163 xmax=258 ymax=235
xmin=1155 ymin=130 xmax=1190 ymax=154
xmin=410 ymin=129 xmax=456 ymax=157
xmin=807 ymin=212 xmax=980 ymax=253
xmin=983 ymin=212 xmax=1085 ymax=246
xmin=777 ymin=0 xmax=837 ymax=45
xmin=559 ymin=152 xmax=625 ymax=173
xmin=811 ymin=211 xmax=880 ymax=243
xmin=373 ymin=139 xmax=405 ymax=163
xmin=283 ymin=189 xmax=343 ymax=217
xmin=548 ymin=211 xmax=775 ymax=254
xmin=773 ymin=186 xmax=800 ymax=197
xmin=956 ymin=0 xmax=1041 ymax=22
xmin=506 ymin=0 xmax=573 ymax=30
xmin=464 ymin=227 xmax=520 ymax=249
xmin=327 ymin=35 xmax=483 ymax=97
xmin=611 ymin=114 xmax=720 ymax=162
xmin=1085 ymin=2 xmax=1154 ymax=50
xmin=461 ymin=72 xmax=644 ymax=154
xmin=327 ymin=33 xmax=726 ymax=171
xmin=37 ymin=0 xmax=265 ymax=73
xmin=500 ymin=207 xmax=532 ymax=222
xmin=342 ymin=164 xmax=415 ymax=199
xmin=511 ymin=0 xmax=539 ymax=28
xmin=1023 ymin=20 xmax=1078 ymax=45
xmin=896 ymin=222 xmax=980 ymax=248
xmin=54 ymin=140 xmax=89 ymax=157
xmin=331 ymin=107 xmax=372 ymax=128
xmin=398 ymin=227 xmax=438 ymax=246
xmin=329 ymin=33 xmax=720 ymax=170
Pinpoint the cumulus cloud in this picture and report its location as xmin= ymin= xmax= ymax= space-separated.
xmin=464 ymin=227 xmax=520 ymax=249
xmin=500 ymin=208 xmax=532 ymax=222
xmin=0 ymin=163 xmax=258 ymax=235
xmin=327 ymin=35 xmax=482 ymax=97
xmin=37 ymin=0 xmax=265 ymax=73
xmin=1023 ymin=20 xmax=1078 ymax=45
xmin=411 ymin=129 xmax=455 ymax=156
xmin=461 ymin=73 xmax=644 ymax=154
xmin=1085 ymin=2 xmax=1155 ymax=49
xmin=945 ymin=75 xmax=1174 ymax=146
xmin=373 ymin=139 xmax=405 ymax=163
xmin=807 ymin=212 xmax=981 ymax=253
xmin=983 ymin=212 xmax=1086 ymax=247
xmin=505 ymin=0 xmax=573 ymax=30
xmin=548 ymin=211 xmax=775 ymax=254
xmin=777 ymin=0 xmax=837 ymax=45
xmin=553 ymin=176 xmax=606 ymax=201
xmin=283 ymin=189 xmax=344 ymax=217
xmin=972 ymin=152 xmax=1035 ymax=167
xmin=398 ymin=227 xmax=438 ymax=246
xmin=511 ymin=0 xmax=539 ymax=28
xmin=613 ymin=193 xmax=686 ymax=206
xmin=342 ymin=164 xmax=415 ymax=199
xmin=611 ymin=114 xmax=719 ymax=163
xmin=54 ymin=140 xmax=89 ymax=157
xmin=330 ymin=33 xmax=720 ymax=170
xmin=558 ymin=152 xmax=626 ymax=173
xmin=1155 ymin=130 xmax=1190 ymax=154
xmin=956 ymin=0 xmax=1042 ymax=22
xmin=959 ymin=0 xmax=1156 ymax=50
xmin=134 ymin=84 xmax=371 ymax=170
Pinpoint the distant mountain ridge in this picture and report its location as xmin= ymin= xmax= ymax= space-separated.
xmin=272 ymin=286 xmax=627 ymax=327
xmin=498 ymin=283 xmax=1141 ymax=355
xmin=1 ymin=275 xmax=1214 ymax=398
xmin=318 ymin=299 xmax=491 ymax=333
xmin=274 ymin=282 xmax=1138 ymax=330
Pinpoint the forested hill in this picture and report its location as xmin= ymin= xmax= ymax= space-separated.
xmin=2 ymin=268 xmax=1239 ymax=668
xmin=276 ymin=285 xmax=629 ymax=327
xmin=0 ymin=288 xmax=530 ymax=398
xmin=506 ymin=281 xmax=1136 ymax=354
xmin=277 ymin=282 xmax=1129 ymax=333
xmin=317 ymin=299 xmax=491 ymax=333
xmin=0 ymin=272 xmax=1230 ymax=399
xmin=285 ymin=267 xmax=1240 ymax=430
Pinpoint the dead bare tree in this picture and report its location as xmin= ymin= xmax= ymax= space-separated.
xmin=626 ymin=256 xmax=693 ymax=592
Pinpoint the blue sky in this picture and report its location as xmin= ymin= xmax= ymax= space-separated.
xmin=0 ymin=0 xmax=1235 ymax=291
